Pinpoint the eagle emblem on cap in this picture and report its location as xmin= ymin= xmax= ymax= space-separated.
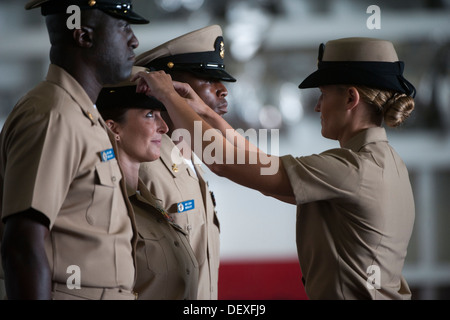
xmin=220 ymin=41 xmax=225 ymax=59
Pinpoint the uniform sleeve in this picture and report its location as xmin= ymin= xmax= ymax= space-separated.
xmin=1 ymin=98 xmax=78 ymax=225
xmin=281 ymin=149 xmax=361 ymax=205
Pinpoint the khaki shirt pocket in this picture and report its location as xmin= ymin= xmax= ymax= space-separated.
xmin=170 ymin=208 xmax=207 ymax=266
xmin=138 ymin=228 xmax=169 ymax=275
xmin=86 ymin=161 xmax=120 ymax=231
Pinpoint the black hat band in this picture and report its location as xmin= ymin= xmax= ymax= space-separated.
xmin=303 ymin=60 xmax=416 ymax=97
xmin=147 ymin=51 xmax=236 ymax=82
xmin=40 ymin=0 xmax=149 ymax=24
xmin=149 ymin=52 xmax=224 ymax=71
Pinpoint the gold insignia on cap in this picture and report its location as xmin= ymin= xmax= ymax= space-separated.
xmin=88 ymin=0 xmax=96 ymax=6
xmin=167 ymin=62 xmax=174 ymax=69
xmin=88 ymin=112 xmax=94 ymax=120
xmin=172 ymin=164 xmax=178 ymax=173
xmin=220 ymin=41 xmax=225 ymax=59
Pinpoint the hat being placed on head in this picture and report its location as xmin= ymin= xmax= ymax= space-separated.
xmin=96 ymin=66 xmax=166 ymax=115
xmin=299 ymin=37 xmax=416 ymax=97
xmin=135 ymin=25 xmax=236 ymax=82
xmin=25 ymin=0 xmax=149 ymax=24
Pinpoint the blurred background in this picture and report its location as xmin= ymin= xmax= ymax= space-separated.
xmin=1 ymin=0 xmax=449 ymax=300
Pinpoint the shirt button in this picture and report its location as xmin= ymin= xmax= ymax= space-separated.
xmin=186 ymin=269 xmax=190 ymax=275
xmin=174 ymin=241 xmax=179 ymax=247
xmin=111 ymin=176 xmax=117 ymax=182
xmin=186 ymin=225 xmax=192 ymax=231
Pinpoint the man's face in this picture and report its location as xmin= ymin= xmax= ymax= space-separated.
xmin=92 ymin=14 xmax=139 ymax=85
xmin=174 ymin=72 xmax=229 ymax=116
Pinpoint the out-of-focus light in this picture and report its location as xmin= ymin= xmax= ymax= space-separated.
xmin=259 ymin=105 xmax=283 ymax=129
xmin=156 ymin=0 xmax=204 ymax=12
xmin=182 ymin=0 xmax=204 ymax=11
xmin=279 ymin=82 xmax=304 ymax=125
xmin=231 ymin=79 xmax=262 ymax=127
xmin=156 ymin=0 xmax=182 ymax=12
xmin=230 ymin=38 xmax=261 ymax=62
xmin=225 ymin=2 xmax=271 ymax=62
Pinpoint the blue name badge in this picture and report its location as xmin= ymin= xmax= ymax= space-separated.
xmin=177 ymin=199 xmax=195 ymax=213
xmin=100 ymin=148 xmax=116 ymax=162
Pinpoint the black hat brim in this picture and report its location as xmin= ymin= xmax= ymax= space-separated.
xmin=97 ymin=85 xmax=166 ymax=112
xmin=102 ymin=9 xmax=149 ymax=24
xmin=188 ymin=68 xmax=237 ymax=83
xmin=32 ymin=0 xmax=149 ymax=24
xmin=299 ymin=61 xmax=416 ymax=97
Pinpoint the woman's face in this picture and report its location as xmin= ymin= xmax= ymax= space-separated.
xmin=315 ymin=85 xmax=349 ymax=141
xmin=117 ymin=109 xmax=168 ymax=163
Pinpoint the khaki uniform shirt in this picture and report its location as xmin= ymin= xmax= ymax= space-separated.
xmin=281 ymin=127 xmax=414 ymax=300
xmin=131 ymin=180 xmax=198 ymax=300
xmin=0 ymin=64 xmax=136 ymax=299
xmin=139 ymin=134 xmax=220 ymax=299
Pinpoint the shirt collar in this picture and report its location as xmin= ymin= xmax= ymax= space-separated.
xmin=127 ymin=178 xmax=161 ymax=208
xmin=342 ymin=127 xmax=388 ymax=152
xmin=46 ymin=64 xmax=100 ymax=125
xmin=126 ymin=183 xmax=137 ymax=198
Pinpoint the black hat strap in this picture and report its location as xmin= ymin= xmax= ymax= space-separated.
xmin=148 ymin=51 xmax=225 ymax=72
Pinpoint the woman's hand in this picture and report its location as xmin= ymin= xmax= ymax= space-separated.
xmin=132 ymin=70 xmax=176 ymax=102
xmin=132 ymin=71 xmax=213 ymax=118
xmin=172 ymin=81 xmax=213 ymax=118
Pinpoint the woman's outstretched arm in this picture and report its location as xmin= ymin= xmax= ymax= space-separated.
xmin=132 ymin=70 xmax=295 ymax=204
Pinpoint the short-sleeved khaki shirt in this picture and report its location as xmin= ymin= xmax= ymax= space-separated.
xmin=0 ymin=64 xmax=135 ymax=293
xmin=131 ymin=179 xmax=199 ymax=300
xmin=281 ymin=127 xmax=415 ymax=300
xmin=139 ymin=134 xmax=220 ymax=300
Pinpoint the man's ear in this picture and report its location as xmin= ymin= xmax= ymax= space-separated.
xmin=72 ymin=26 xmax=94 ymax=48
xmin=346 ymin=86 xmax=360 ymax=111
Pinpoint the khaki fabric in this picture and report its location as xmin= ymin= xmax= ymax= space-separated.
xmin=281 ymin=127 xmax=414 ymax=300
xmin=0 ymin=64 xmax=136 ymax=295
xmin=51 ymin=283 xmax=137 ymax=300
xmin=139 ymin=134 xmax=220 ymax=299
xmin=131 ymin=180 xmax=198 ymax=300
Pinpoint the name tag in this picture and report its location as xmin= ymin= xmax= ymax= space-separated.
xmin=100 ymin=148 xmax=116 ymax=162
xmin=177 ymin=199 xmax=195 ymax=213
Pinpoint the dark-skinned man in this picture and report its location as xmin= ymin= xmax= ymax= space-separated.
xmin=0 ymin=0 xmax=148 ymax=300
